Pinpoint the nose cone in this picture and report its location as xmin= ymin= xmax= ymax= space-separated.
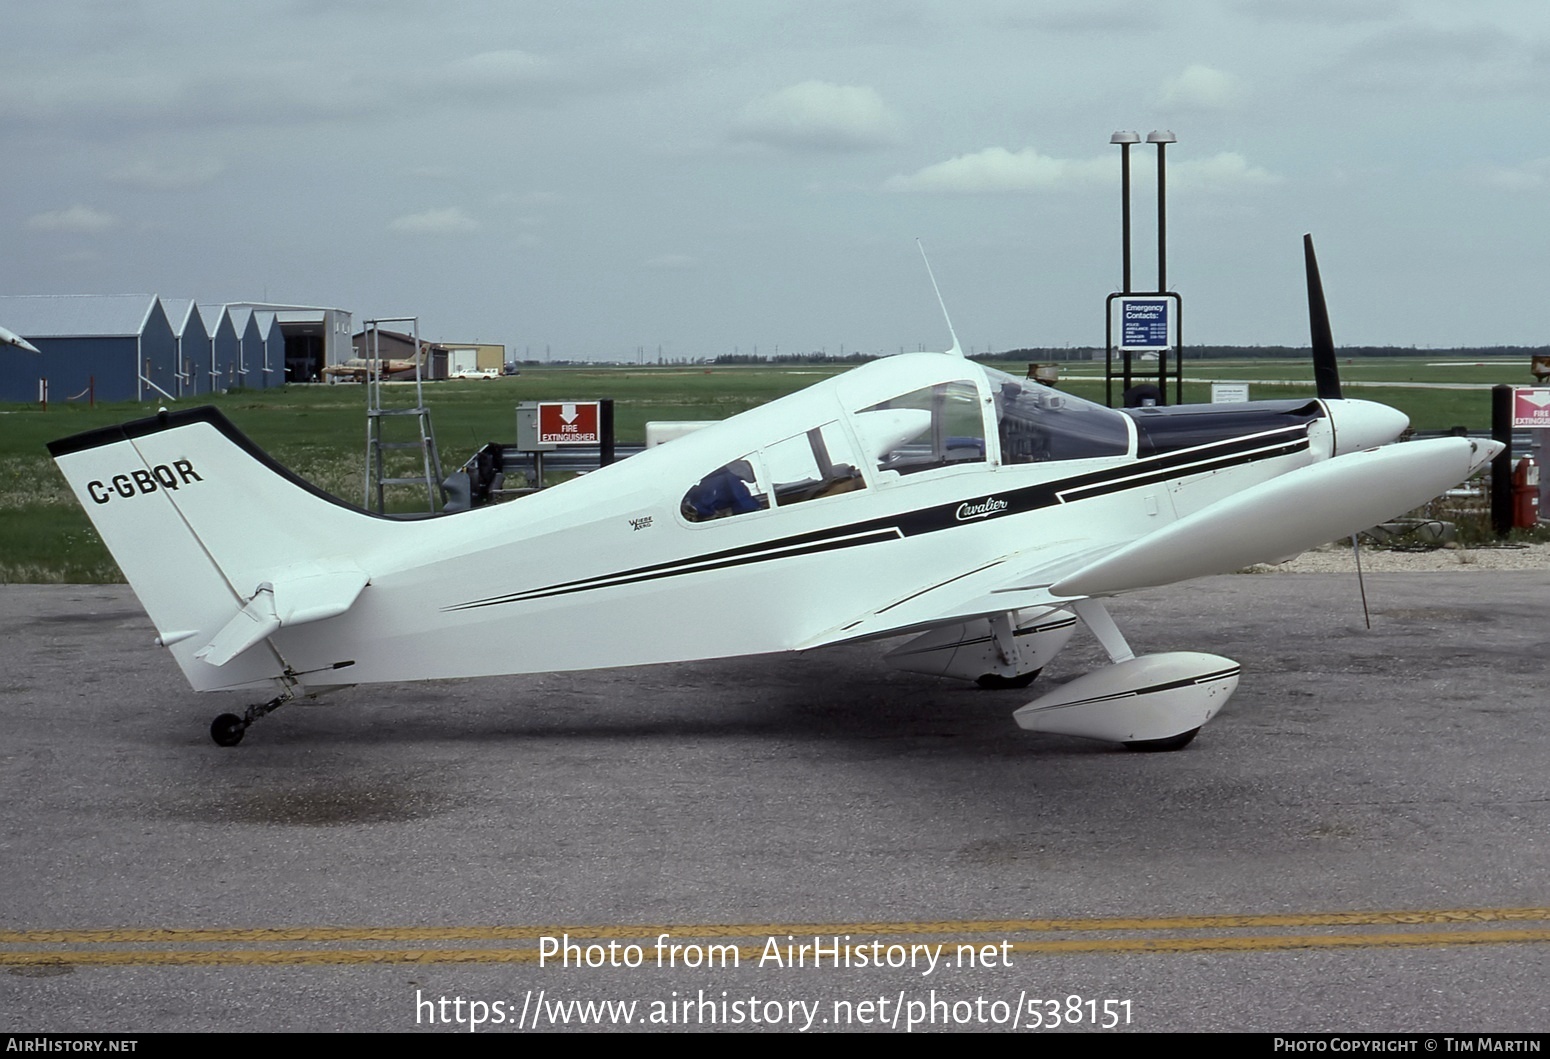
xmin=1324 ymin=399 xmax=1410 ymax=454
xmin=1469 ymin=437 xmax=1506 ymax=471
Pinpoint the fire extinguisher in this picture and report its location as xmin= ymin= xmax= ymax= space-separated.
xmin=1513 ymin=456 xmax=1540 ymax=528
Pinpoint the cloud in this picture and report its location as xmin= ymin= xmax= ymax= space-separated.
xmin=884 ymin=145 xmax=1276 ymax=195
xmin=644 ymin=254 xmax=695 ymax=270
xmin=1338 ymin=23 xmax=1541 ymax=96
xmin=108 ymin=157 xmax=225 ymax=191
xmin=1001 ymin=5 xmax=1166 ymax=34
xmin=1232 ymin=0 xmax=1399 ymax=25
xmin=26 ymin=205 xmax=119 ymax=232
xmin=0 ymin=63 xmax=381 ymax=129
xmin=731 ymin=81 xmax=903 ymax=152
xmin=884 ymin=146 xmax=1108 ymax=194
xmin=1476 ymin=159 xmax=1550 ymax=192
xmin=0 ymin=70 xmax=181 ymax=125
xmin=492 ymin=190 xmax=562 ymax=208
xmin=1171 ymin=152 xmax=1279 ymax=189
xmin=388 ymin=207 xmax=478 ymax=234
xmin=448 ymin=49 xmax=556 ymax=86
xmin=1158 ymin=65 xmax=1245 ymax=111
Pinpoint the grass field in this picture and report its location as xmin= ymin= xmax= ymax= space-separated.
xmin=0 ymin=355 xmax=1536 ymax=583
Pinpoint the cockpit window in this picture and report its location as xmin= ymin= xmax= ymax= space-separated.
xmin=682 ymin=458 xmax=769 ymax=522
xmin=765 ymin=422 xmax=866 ymax=506
xmin=852 ymin=381 xmax=987 ymax=476
xmin=682 ymin=421 xmax=867 ymax=523
xmin=985 ymin=366 xmax=1131 ymax=463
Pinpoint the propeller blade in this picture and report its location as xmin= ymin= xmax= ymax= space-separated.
xmin=1304 ymin=233 xmax=1342 ymax=400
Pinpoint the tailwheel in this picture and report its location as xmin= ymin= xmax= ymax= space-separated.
xmin=975 ymin=669 xmax=1041 ymax=690
xmin=1123 ymin=727 xmax=1201 ymax=753
xmin=208 ymin=691 xmax=291 ymax=747
xmin=210 ymin=713 xmax=247 ymax=747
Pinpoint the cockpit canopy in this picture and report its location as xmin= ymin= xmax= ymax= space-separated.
xmin=982 ymin=365 xmax=1132 ymax=464
xmin=681 ymin=357 xmax=1134 ymax=523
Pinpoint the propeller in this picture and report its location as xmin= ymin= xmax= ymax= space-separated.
xmin=1303 ymin=233 xmax=1342 ymax=400
xmin=1305 ymin=234 xmax=1372 ymax=625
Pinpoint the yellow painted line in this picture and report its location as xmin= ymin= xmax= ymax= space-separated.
xmin=4 ymin=906 xmax=1550 ymax=946
xmin=7 ymin=929 xmax=1550 ymax=967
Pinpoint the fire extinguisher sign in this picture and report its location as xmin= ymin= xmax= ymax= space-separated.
xmin=1511 ymin=388 xmax=1550 ymax=428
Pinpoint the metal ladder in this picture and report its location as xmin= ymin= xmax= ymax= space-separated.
xmin=363 ymin=317 xmax=445 ymax=514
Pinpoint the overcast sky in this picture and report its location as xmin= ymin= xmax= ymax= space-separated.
xmin=4 ymin=1 xmax=1548 ymax=359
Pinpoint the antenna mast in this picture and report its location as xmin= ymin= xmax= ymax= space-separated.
xmin=916 ymin=239 xmax=963 ymax=357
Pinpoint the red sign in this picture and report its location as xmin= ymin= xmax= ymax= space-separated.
xmin=537 ymin=401 xmax=601 ymax=445
xmin=1512 ymin=388 xmax=1550 ymax=429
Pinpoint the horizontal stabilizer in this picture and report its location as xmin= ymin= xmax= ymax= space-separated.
xmin=1053 ymin=437 xmax=1501 ymax=598
xmin=196 ymin=566 xmax=368 ymax=667
xmin=197 ymin=588 xmax=281 ymax=667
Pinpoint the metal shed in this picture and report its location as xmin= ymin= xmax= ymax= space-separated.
xmin=161 ymin=298 xmax=212 ymax=397
xmin=0 ymin=294 xmax=177 ymax=403
xmin=257 ymin=313 xmax=286 ymax=387
xmin=198 ymin=303 xmax=242 ymax=392
xmin=225 ymin=303 xmax=354 ymax=383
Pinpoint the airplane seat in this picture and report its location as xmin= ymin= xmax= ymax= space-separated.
xmin=685 ymin=465 xmax=761 ymax=520
xmin=945 ymin=436 xmax=986 ymax=461
xmin=812 ymin=465 xmax=866 ymax=499
xmin=724 ymin=474 xmax=760 ymax=514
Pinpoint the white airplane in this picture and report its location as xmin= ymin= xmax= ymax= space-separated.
xmin=2 ymin=324 xmax=41 ymax=354
xmin=49 ymin=238 xmax=1501 ymax=750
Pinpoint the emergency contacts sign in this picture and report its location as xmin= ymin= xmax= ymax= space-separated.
xmin=538 ymin=401 xmax=601 ymax=444
xmin=1512 ymin=388 xmax=1550 ymax=429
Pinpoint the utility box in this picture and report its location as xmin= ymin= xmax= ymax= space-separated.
xmin=1025 ymin=363 xmax=1060 ymax=386
xmin=517 ymin=400 xmax=603 ymax=450
xmin=646 ymin=421 xmax=715 ymax=448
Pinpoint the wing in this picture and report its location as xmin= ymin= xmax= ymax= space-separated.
xmin=801 ymin=434 xmax=1500 ymax=650
xmin=796 ymin=539 xmax=1113 ymax=649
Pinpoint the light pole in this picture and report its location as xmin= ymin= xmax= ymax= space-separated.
xmin=1148 ymin=130 xmax=1179 ymax=403
xmin=1110 ymin=131 xmax=1140 ymax=294
xmin=1147 ymin=130 xmax=1176 ymax=293
xmin=1109 ymin=132 xmax=1141 ymax=403
xmin=1106 ymin=130 xmax=1182 ymax=407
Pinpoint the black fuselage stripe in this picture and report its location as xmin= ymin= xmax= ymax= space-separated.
xmin=444 ymin=432 xmax=1311 ymax=611
xmin=1057 ymin=440 xmax=1309 ymax=502
xmin=1027 ymin=667 xmax=1243 ymax=712
xmin=448 ymin=528 xmax=904 ymax=609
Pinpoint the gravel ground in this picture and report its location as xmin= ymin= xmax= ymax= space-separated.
xmin=1248 ymin=538 xmax=1550 ymax=573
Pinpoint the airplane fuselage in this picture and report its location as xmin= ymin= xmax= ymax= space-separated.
xmin=72 ymin=355 xmax=1399 ymax=692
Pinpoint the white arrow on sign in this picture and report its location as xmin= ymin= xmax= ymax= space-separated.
xmin=1521 ymin=391 xmax=1550 ymax=409
xmin=561 ymin=403 xmax=578 ymax=423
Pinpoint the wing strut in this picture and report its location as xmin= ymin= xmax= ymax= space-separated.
xmin=1070 ymin=599 xmax=1135 ymax=663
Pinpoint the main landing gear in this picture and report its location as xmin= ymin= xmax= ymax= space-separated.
xmin=1012 ymin=600 xmax=1239 ymax=752
xmin=1122 ymin=727 xmax=1202 ymax=753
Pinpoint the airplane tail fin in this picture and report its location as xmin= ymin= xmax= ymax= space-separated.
xmin=49 ymin=407 xmax=392 ymax=692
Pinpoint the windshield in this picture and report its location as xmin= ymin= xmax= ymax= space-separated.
xmin=852 ymin=379 xmax=987 ymax=477
xmin=983 ymin=366 xmax=1132 ymax=463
